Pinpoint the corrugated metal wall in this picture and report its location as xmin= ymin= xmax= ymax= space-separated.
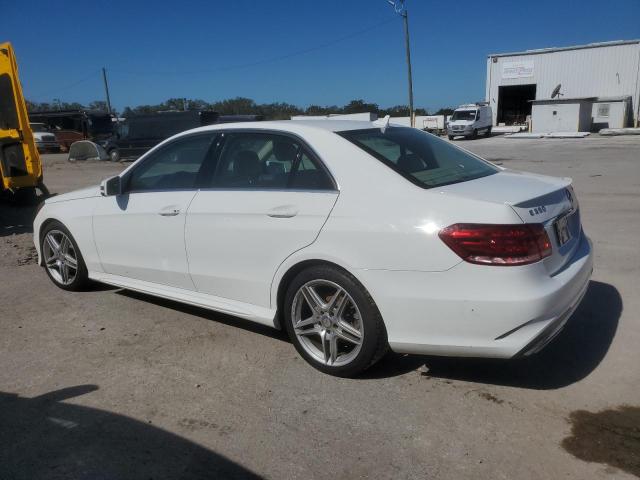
xmin=486 ymin=42 xmax=640 ymax=126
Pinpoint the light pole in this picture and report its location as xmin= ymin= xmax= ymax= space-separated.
xmin=387 ymin=0 xmax=415 ymax=127
xmin=102 ymin=67 xmax=112 ymax=114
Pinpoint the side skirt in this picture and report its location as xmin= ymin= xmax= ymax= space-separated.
xmin=89 ymin=271 xmax=277 ymax=328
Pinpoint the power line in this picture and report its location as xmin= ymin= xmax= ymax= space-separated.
xmin=111 ymin=17 xmax=395 ymax=76
xmin=29 ymin=69 xmax=102 ymax=100
xmin=26 ymin=17 xmax=395 ymax=103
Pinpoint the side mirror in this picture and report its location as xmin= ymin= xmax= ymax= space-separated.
xmin=100 ymin=176 xmax=122 ymax=196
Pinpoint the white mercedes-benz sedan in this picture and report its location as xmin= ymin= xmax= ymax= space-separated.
xmin=34 ymin=120 xmax=593 ymax=376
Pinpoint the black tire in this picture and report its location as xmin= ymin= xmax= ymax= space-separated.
xmin=109 ymin=149 xmax=121 ymax=162
xmin=40 ymin=220 xmax=90 ymax=291
xmin=283 ymin=265 xmax=388 ymax=377
xmin=448 ymin=135 xmax=454 ymax=140
xmin=485 ymin=126 xmax=492 ymax=137
xmin=471 ymin=129 xmax=478 ymax=139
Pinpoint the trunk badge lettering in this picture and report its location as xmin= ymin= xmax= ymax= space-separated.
xmin=529 ymin=205 xmax=547 ymax=216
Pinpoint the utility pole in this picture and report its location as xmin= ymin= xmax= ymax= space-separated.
xmin=388 ymin=0 xmax=415 ymax=127
xmin=102 ymin=67 xmax=112 ymax=114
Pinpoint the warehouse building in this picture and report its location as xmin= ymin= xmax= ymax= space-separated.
xmin=486 ymin=40 xmax=640 ymax=129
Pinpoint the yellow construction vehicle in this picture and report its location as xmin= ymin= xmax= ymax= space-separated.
xmin=0 ymin=42 xmax=46 ymax=200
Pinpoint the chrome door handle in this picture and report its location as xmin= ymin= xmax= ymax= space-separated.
xmin=267 ymin=206 xmax=298 ymax=218
xmin=158 ymin=209 xmax=180 ymax=217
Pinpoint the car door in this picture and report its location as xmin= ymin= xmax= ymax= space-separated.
xmin=93 ymin=132 xmax=218 ymax=290
xmin=185 ymin=131 xmax=339 ymax=308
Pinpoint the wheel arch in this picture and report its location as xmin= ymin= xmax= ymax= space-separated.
xmin=272 ymin=257 xmax=371 ymax=330
xmin=36 ymin=216 xmax=66 ymax=265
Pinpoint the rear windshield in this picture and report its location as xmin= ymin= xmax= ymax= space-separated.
xmin=338 ymin=127 xmax=497 ymax=189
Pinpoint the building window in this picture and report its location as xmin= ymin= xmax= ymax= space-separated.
xmin=597 ymin=104 xmax=610 ymax=117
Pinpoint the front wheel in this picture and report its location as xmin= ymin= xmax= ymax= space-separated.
xmin=448 ymin=135 xmax=454 ymax=140
xmin=41 ymin=221 xmax=89 ymax=291
xmin=283 ymin=265 xmax=388 ymax=377
xmin=485 ymin=126 xmax=492 ymax=137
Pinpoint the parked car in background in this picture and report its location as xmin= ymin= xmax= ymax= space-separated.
xmin=28 ymin=110 xmax=114 ymax=152
xmin=30 ymin=123 xmax=61 ymax=153
xmin=100 ymin=111 xmax=264 ymax=162
xmin=34 ymin=119 xmax=593 ymax=377
xmin=447 ymin=103 xmax=493 ymax=139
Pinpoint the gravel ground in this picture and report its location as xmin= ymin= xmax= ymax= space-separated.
xmin=1 ymin=135 xmax=639 ymax=480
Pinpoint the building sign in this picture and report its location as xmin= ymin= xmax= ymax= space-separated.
xmin=502 ymin=61 xmax=534 ymax=79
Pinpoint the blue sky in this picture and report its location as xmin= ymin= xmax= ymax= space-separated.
xmin=4 ymin=0 xmax=639 ymax=112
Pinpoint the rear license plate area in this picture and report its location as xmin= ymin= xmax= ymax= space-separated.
xmin=554 ymin=211 xmax=574 ymax=246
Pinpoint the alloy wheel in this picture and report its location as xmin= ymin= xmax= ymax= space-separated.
xmin=43 ymin=230 xmax=78 ymax=286
xmin=291 ymin=279 xmax=364 ymax=367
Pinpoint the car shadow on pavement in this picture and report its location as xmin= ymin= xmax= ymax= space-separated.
xmin=0 ymin=385 xmax=262 ymax=480
xmin=0 ymin=201 xmax=38 ymax=237
xmin=117 ymin=289 xmax=290 ymax=343
xmin=364 ymin=281 xmax=622 ymax=389
xmin=0 ymin=189 xmax=52 ymax=237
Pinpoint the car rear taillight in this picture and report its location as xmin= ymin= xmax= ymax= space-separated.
xmin=438 ymin=223 xmax=552 ymax=266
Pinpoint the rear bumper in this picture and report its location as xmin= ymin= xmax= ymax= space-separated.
xmin=356 ymin=232 xmax=593 ymax=358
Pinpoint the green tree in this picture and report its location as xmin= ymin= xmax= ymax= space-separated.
xmin=211 ymin=97 xmax=257 ymax=115
xmin=305 ymin=105 xmax=342 ymax=116
xmin=258 ymin=102 xmax=302 ymax=120
xmin=88 ymin=101 xmax=108 ymax=111
xmin=435 ymin=107 xmax=454 ymax=116
xmin=343 ymin=99 xmax=379 ymax=114
xmin=379 ymin=105 xmax=409 ymax=117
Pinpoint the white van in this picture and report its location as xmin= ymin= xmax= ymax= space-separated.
xmin=447 ymin=103 xmax=492 ymax=140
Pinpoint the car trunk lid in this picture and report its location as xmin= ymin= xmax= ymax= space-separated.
xmin=438 ymin=170 xmax=581 ymax=274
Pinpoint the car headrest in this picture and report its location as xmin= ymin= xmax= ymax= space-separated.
xmin=233 ymin=150 xmax=261 ymax=177
xmin=273 ymin=141 xmax=298 ymax=164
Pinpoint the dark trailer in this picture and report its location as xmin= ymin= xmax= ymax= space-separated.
xmin=102 ymin=111 xmax=263 ymax=162
xmin=28 ymin=109 xmax=113 ymax=152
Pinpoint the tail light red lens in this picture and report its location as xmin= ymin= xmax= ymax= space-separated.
xmin=438 ymin=223 xmax=552 ymax=266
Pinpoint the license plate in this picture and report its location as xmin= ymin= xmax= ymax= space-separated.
xmin=554 ymin=213 xmax=572 ymax=246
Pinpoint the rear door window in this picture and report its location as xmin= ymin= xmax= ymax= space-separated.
xmin=290 ymin=150 xmax=335 ymax=190
xmin=208 ymin=133 xmax=334 ymax=190
xmin=211 ymin=133 xmax=297 ymax=189
xmin=339 ymin=127 xmax=497 ymax=189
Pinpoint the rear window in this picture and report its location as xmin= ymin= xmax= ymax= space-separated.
xmin=338 ymin=127 xmax=497 ymax=189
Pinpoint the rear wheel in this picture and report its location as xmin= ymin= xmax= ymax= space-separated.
xmin=109 ymin=149 xmax=121 ymax=162
xmin=283 ymin=265 xmax=388 ymax=377
xmin=41 ymin=221 xmax=89 ymax=291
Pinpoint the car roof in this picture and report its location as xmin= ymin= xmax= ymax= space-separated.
xmin=183 ymin=119 xmax=384 ymax=137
